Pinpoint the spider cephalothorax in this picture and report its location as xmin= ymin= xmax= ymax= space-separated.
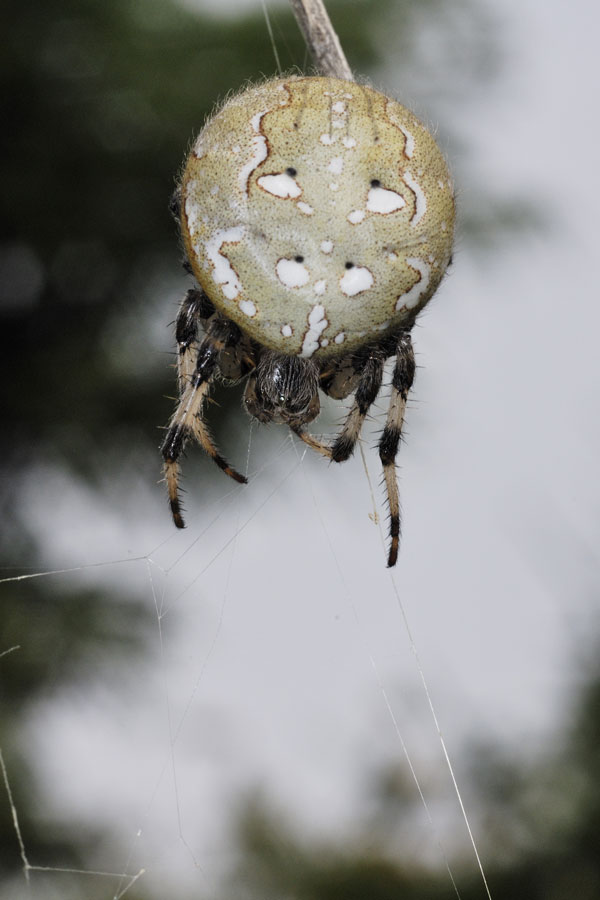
xmin=161 ymin=75 xmax=454 ymax=566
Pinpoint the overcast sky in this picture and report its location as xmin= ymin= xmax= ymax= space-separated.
xmin=11 ymin=0 xmax=600 ymax=896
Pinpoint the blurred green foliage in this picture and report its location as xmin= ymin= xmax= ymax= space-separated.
xmin=0 ymin=0 xmax=584 ymax=898
xmin=221 ymin=657 xmax=600 ymax=900
xmin=0 ymin=0 xmax=387 ymax=889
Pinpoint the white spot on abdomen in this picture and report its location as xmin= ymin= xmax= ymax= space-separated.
xmin=206 ymin=226 xmax=245 ymax=300
xmin=184 ymin=183 xmax=201 ymax=231
xmin=347 ymin=209 xmax=365 ymax=224
xmin=281 ymin=324 xmax=293 ymax=337
xmin=340 ymin=266 xmax=374 ymax=296
xmin=403 ymin=171 xmax=427 ymax=225
xmin=330 ymin=98 xmax=348 ymax=131
xmin=238 ymin=111 xmax=268 ymax=192
xmin=366 ymin=186 xmax=406 ymax=214
xmin=297 ymin=201 xmax=314 ymax=215
xmin=301 ymin=304 xmax=328 ymax=357
xmin=398 ymin=125 xmax=415 ymax=158
xmin=320 ymin=240 xmax=333 ymax=254
xmin=396 ymin=258 xmax=431 ymax=310
xmin=192 ymin=137 xmax=206 ymax=159
xmin=239 ymin=299 xmax=256 ymax=317
xmin=258 ymin=172 xmax=302 ymax=198
xmin=328 ymin=157 xmax=344 ymax=175
xmin=276 ymin=258 xmax=310 ymax=288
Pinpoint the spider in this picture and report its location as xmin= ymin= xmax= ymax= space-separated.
xmin=161 ymin=76 xmax=454 ymax=566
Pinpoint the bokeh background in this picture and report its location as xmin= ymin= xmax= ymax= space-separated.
xmin=2 ymin=0 xmax=599 ymax=897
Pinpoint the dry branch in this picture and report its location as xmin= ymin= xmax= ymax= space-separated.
xmin=289 ymin=0 xmax=353 ymax=80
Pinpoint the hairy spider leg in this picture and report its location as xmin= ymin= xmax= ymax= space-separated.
xmin=175 ymin=288 xmax=215 ymax=391
xmin=330 ymin=353 xmax=386 ymax=462
xmin=378 ymin=332 xmax=415 ymax=567
xmin=291 ymin=425 xmax=332 ymax=458
xmin=162 ymin=315 xmax=247 ymax=528
xmin=292 ymin=351 xmax=386 ymax=459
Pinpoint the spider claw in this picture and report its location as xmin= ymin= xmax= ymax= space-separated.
xmin=211 ymin=452 xmax=247 ymax=484
xmin=387 ymin=538 xmax=399 ymax=568
xmin=386 ymin=513 xmax=400 ymax=567
xmin=331 ymin=434 xmax=354 ymax=463
xmin=170 ymin=500 xmax=186 ymax=529
xmin=228 ymin=468 xmax=248 ymax=485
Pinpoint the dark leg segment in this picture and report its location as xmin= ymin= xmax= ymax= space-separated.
xmin=175 ymin=289 xmax=215 ymax=391
xmin=379 ymin=332 xmax=415 ymax=567
xmin=289 ymin=333 xmax=415 ymax=567
xmin=162 ymin=314 xmax=246 ymax=529
xmin=292 ymin=350 xmax=385 ymax=459
xmin=331 ymin=352 xmax=385 ymax=462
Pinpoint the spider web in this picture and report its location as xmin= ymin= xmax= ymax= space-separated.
xmin=2 ymin=1 xmax=598 ymax=898
xmin=0 ymin=362 xmax=502 ymax=900
xmin=2 ymin=244 xmax=594 ymax=900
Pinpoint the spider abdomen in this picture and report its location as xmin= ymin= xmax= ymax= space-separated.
xmin=180 ymin=76 xmax=454 ymax=359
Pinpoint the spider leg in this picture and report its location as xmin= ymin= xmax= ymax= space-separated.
xmin=162 ymin=315 xmax=247 ymax=529
xmin=291 ymin=425 xmax=332 ymax=458
xmin=330 ymin=352 xmax=386 ymax=462
xmin=292 ymin=351 xmax=385 ymax=458
xmin=290 ymin=367 xmax=333 ymax=457
xmin=378 ymin=332 xmax=415 ymax=567
xmin=175 ymin=288 xmax=215 ymax=391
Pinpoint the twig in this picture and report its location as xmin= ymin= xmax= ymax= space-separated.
xmin=289 ymin=0 xmax=353 ymax=80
